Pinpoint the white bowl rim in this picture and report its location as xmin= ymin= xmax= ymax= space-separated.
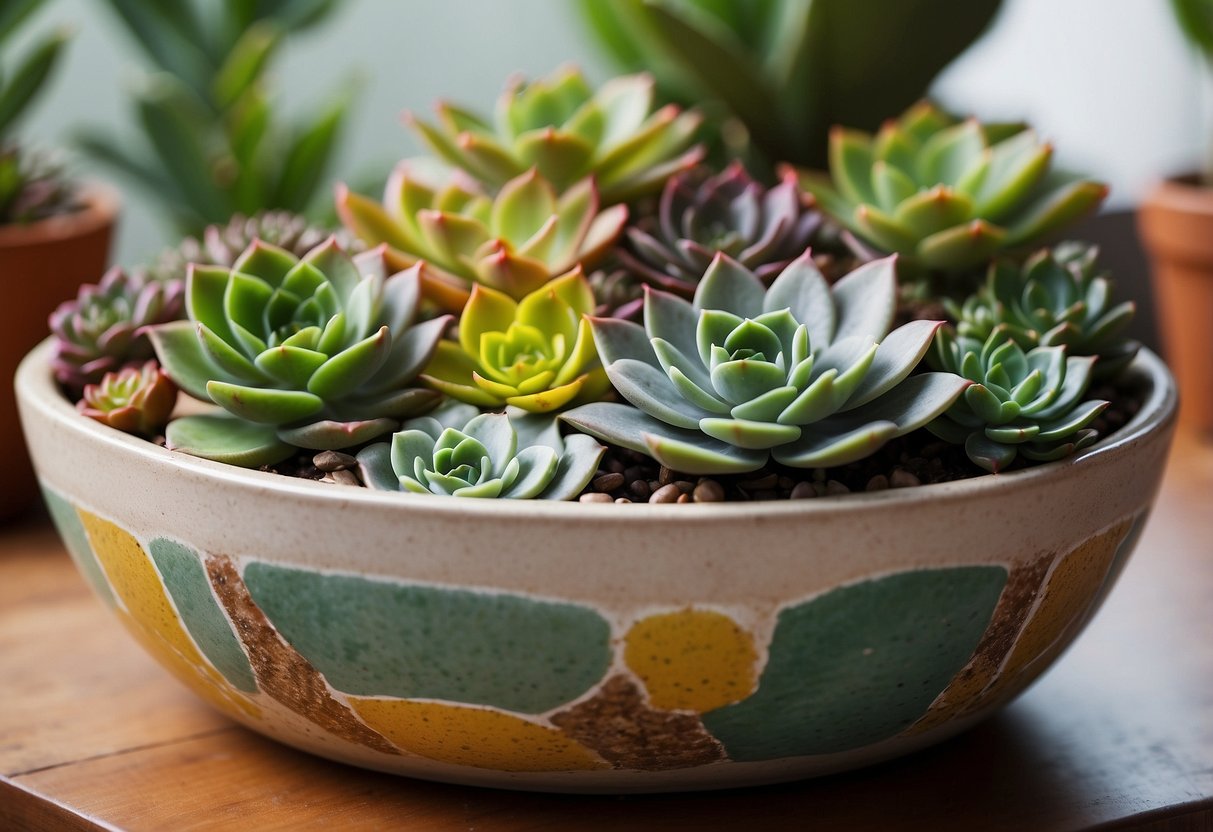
xmin=16 ymin=337 xmax=1178 ymax=523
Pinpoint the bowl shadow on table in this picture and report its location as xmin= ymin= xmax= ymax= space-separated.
xmin=248 ymin=705 xmax=1074 ymax=831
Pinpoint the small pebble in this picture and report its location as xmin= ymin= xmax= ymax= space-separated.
xmin=674 ymin=480 xmax=695 ymax=494
xmin=592 ymin=472 xmax=625 ymax=492
xmin=790 ymin=482 xmax=816 ymax=499
xmin=693 ymin=480 xmax=725 ymax=502
xmin=329 ymin=469 xmax=361 ymax=487
xmin=777 ymin=476 xmax=795 ymax=490
xmin=615 ymin=497 xmax=632 ymax=504
xmin=753 ymin=489 xmax=779 ymax=500
xmin=605 ymin=458 xmax=626 ymax=474
xmin=658 ymin=466 xmax=676 ymax=485
xmin=677 ymin=493 xmax=692 ymax=503
xmin=579 ymin=492 xmax=614 ymax=504
xmin=890 ymin=469 xmax=921 ymax=488
xmin=866 ymin=474 xmax=890 ymax=491
xmin=313 ymin=450 xmax=356 ymax=472
xmin=650 ymin=483 xmax=681 ymax=503
xmin=826 ymin=479 xmax=851 ymax=496
xmin=629 ymin=480 xmax=652 ymax=500
xmin=624 ymin=465 xmax=647 ymax=482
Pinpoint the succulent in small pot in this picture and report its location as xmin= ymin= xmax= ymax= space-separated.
xmin=337 ymin=163 xmax=626 ymax=308
xmin=148 ymin=239 xmax=448 ymax=466
xmin=421 ymin=268 xmax=608 ymax=413
xmin=407 ymin=66 xmax=705 ymax=204
xmin=77 ymin=360 xmax=177 ymax=438
xmin=618 ymin=162 xmax=827 ymax=299
xmin=49 ymin=267 xmax=184 ymax=396
xmin=358 ymin=401 xmax=604 ymax=499
xmin=951 ymin=242 xmax=1140 ymax=379
xmin=928 ymin=326 xmax=1108 ymax=472
xmin=796 ymin=102 xmax=1107 ymax=274
xmin=562 ymin=252 xmax=970 ymax=474
xmin=148 ymin=211 xmax=356 ymax=285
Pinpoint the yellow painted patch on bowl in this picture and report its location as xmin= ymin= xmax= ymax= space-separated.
xmin=990 ymin=518 xmax=1134 ymax=695
xmin=347 ymin=698 xmax=607 ymax=771
xmin=624 ymin=609 xmax=758 ymax=712
xmin=77 ymin=509 xmax=259 ymax=720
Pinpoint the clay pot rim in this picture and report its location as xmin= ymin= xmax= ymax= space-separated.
xmin=15 ymin=337 xmax=1178 ymax=521
xmin=1143 ymin=174 xmax=1213 ymax=218
xmin=0 ymin=182 xmax=120 ymax=249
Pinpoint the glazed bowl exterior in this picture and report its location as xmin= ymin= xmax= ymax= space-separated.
xmin=15 ymin=338 xmax=1177 ymax=793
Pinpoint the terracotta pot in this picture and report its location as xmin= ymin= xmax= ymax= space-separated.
xmin=0 ymin=186 xmax=118 ymax=521
xmin=15 ymin=338 xmax=1177 ymax=793
xmin=1138 ymin=177 xmax=1213 ymax=434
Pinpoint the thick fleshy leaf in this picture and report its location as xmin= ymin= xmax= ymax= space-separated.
xmin=700 ymin=417 xmax=801 ymax=450
xmin=166 ymin=414 xmax=293 ymax=468
xmin=149 ymin=321 xmax=223 ymax=400
xmin=763 ymin=251 xmax=834 ymax=348
xmin=608 ymin=358 xmax=714 ymax=429
xmin=830 ymin=256 xmax=897 ymax=344
xmin=459 ymin=284 xmax=519 ymax=358
xmin=589 ymin=317 xmax=660 ymax=368
xmin=278 ymin=418 xmax=398 ymax=450
xmin=694 ymin=254 xmax=765 ymax=317
xmin=307 ymin=327 xmax=392 ymax=400
xmin=966 ymin=433 xmax=1019 ymax=473
xmin=772 ymin=421 xmax=900 ymax=468
xmin=644 ymin=287 xmax=700 ymax=362
xmin=355 ymin=442 xmax=399 ymax=491
xmin=844 ymin=320 xmax=942 ymax=409
xmin=539 ymin=433 xmax=605 ymax=500
xmin=463 ymin=413 xmax=518 ymax=478
xmin=499 ymin=445 xmax=559 ymax=498
xmin=206 ymin=381 xmax=325 ymax=425
xmin=917 ymin=220 xmax=1008 ymax=270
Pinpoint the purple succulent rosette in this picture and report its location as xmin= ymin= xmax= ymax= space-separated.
xmin=49 ymin=267 xmax=184 ymax=396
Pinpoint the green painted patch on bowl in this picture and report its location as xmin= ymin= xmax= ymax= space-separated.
xmin=702 ymin=566 xmax=1007 ymax=761
xmin=148 ymin=539 xmax=258 ymax=693
xmin=40 ymin=485 xmax=115 ymax=607
xmin=243 ymin=563 xmax=612 ymax=714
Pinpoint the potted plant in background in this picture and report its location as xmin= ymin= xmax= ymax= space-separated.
xmin=1138 ymin=0 xmax=1213 ymax=434
xmin=0 ymin=0 xmax=118 ymax=522
xmin=77 ymin=0 xmax=353 ymax=237
xmin=16 ymin=64 xmax=1176 ymax=793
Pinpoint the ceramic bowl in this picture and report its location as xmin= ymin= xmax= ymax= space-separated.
xmin=16 ymin=338 xmax=1177 ymax=793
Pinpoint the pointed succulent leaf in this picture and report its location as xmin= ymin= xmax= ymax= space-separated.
xmin=166 ymin=414 xmax=293 ymax=467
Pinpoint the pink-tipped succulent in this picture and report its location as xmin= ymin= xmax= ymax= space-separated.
xmin=77 ymin=361 xmax=178 ymax=438
xmin=49 ymin=268 xmax=185 ymax=396
xmin=337 ymin=162 xmax=626 ymax=309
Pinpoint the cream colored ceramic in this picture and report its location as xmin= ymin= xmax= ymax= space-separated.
xmin=15 ymin=338 xmax=1177 ymax=793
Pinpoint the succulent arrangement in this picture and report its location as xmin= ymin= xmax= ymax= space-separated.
xmin=49 ymin=66 xmax=1146 ymax=503
xmin=0 ymin=0 xmax=74 ymax=225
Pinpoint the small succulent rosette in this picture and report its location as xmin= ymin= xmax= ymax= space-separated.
xmin=50 ymin=267 xmax=184 ymax=395
xmin=338 ymin=162 xmax=626 ymax=308
xmin=928 ymin=326 xmax=1109 ymax=473
xmin=562 ymin=252 xmax=970 ymax=475
xmin=797 ymin=101 xmax=1107 ymax=272
xmin=420 ymin=268 xmax=609 ymax=413
xmin=619 ymin=162 xmax=825 ymax=297
xmin=148 ymin=239 xmax=449 ymax=467
xmin=951 ymin=242 xmax=1139 ymax=379
xmin=407 ymin=66 xmax=704 ymax=204
xmin=77 ymin=360 xmax=177 ymax=438
xmin=357 ymin=402 xmax=605 ymax=499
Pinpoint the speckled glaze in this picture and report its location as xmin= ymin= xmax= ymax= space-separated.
xmin=16 ymin=338 xmax=1177 ymax=793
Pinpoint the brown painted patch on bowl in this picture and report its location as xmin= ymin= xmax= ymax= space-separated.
xmin=204 ymin=554 xmax=399 ymax=756
xmin=550 ymin=675 xmax=725 ymax=770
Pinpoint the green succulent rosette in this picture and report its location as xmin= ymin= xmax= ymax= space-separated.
xmin=928 ymin=326 xmax=1109 ymax=473
xmin=797 ymin=102 xmax=1107 ymax=272
xmin=337 ymin=163 xmax=627 ymax=309
xmin=951 ymin=242 xmax=1139 ymax=379
xmin=357 ymin=402 xmax=605 ymax=499
xmin=407 ymin=67 xmax=704 ymax=204
xmin=420 ymin=269 xmax=609 ymax=413
xmin=561 ymin=252 xmax=970 ymax=474
xmin=149 ymin=239 xmax=449 ymax=466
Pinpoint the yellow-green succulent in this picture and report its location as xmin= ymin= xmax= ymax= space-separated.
xmin=420 ymin=269 xmax=608 ymax=413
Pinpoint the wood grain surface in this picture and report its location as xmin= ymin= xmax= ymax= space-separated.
xmin=1 ymin=434 xmax=1210 ymax=832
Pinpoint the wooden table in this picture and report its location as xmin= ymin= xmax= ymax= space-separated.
xmin=1 ymin=435 xmax=1210 ymax=832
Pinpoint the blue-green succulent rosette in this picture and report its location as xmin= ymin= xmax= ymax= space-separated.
xmin=562 ymin=251 xmax=971 ymax=475
xmin=148 ymin=238 xmax=450 ymax=467
xmin=357 ymin=402 xmax=605 ymax=499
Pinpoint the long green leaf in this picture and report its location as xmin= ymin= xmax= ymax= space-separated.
xmin=212 ymin=22 xmax=280 ymax=111
xmin=135 ymin=74 xmax=232 ymax=223
xmin=0 ymin=29 xmax=68 ymax=135
xmin=75 ymin=130 xmax=206 ymax=232
xmin=1172 ymin=0 xmax=1213 ymax=58
xmin=272 ymin=91 xmax=353 ymax=213
xmin=98 ymin=0 xmax=215 ymax=98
